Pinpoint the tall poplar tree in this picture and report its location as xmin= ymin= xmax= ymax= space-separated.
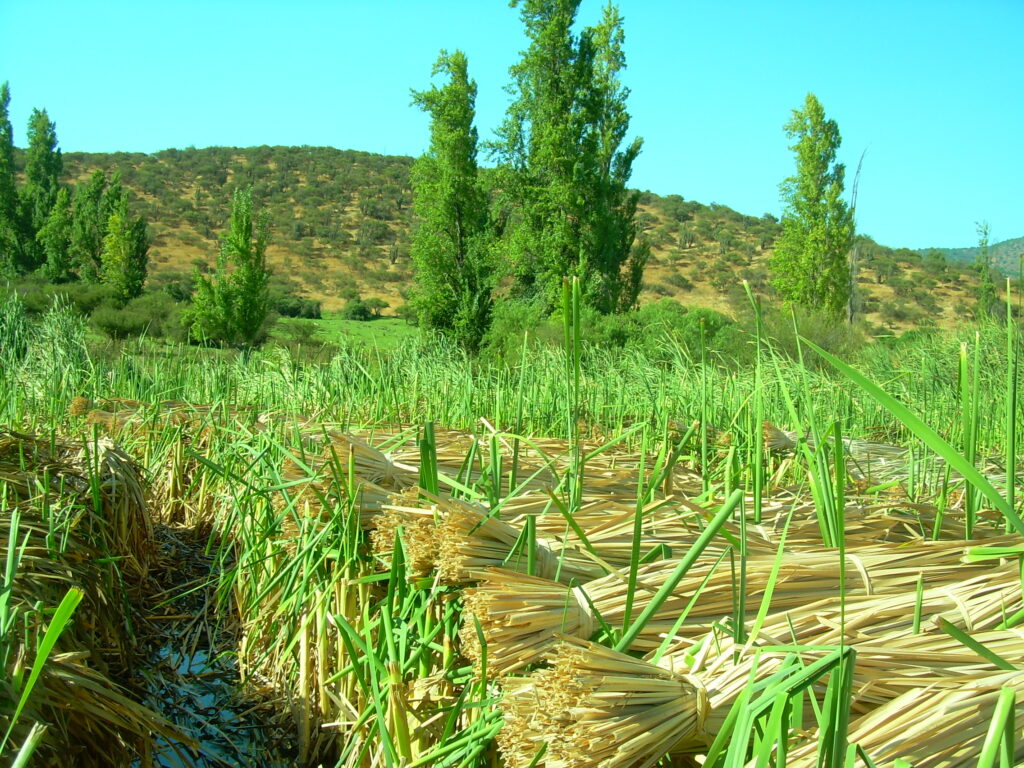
xmin=189 ymin=187 xmax=272 ymax=348
xmin=20 ymin=108 xmax=63 ymax=270
xmin=37 ymin=187 xmax=73 ymax=282
xmin=494 ymin=0 xmax=645 ymax=313
xmin=771 ymin=93 xmax=854 ymax=317
xmin=0 ymin=83 xmax=20 ymax=276
xmin=974 ymin=220 xmax=997 ymax=320
xmin=100 ymin=200 xmax=149 ymax=302
xmin=410 ymin=50 xmax=495 ymax=352
xmin=71 ymin=170 xmax=125 ymax=281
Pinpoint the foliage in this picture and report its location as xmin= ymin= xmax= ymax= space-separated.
xmin=70 ymin=170 xmax=127 ymax=282
xmin=493 ymin=0 xmax=646 ymax=313
xmin=19 ymin=108 xmax=63 ymax=271
xmin=0 ymin=83 xmax=19 ymax=278
xmin=189 ymin=187 xmax=272 ymax=347
xmin=974 ymin=221 xmax=998 ymax=320
xmin=410 ymin=50 xmax=496 ymax=352
xmin=771 ymin=93 xmax=854 ymax=318
xmin=100 ymin=201 xmax=149 ymax=302
xmin=91 ymin=305 xmax=150 ymax=339
xmin=0 ymin=287 xmax=30 ymax=363
xmin=269 ymin=290 xmax=321 ymax=319
xmin=36 ymin=187 xmax=73 ymax=282
xmin=340 ymin=297 xmax=373 ymax=321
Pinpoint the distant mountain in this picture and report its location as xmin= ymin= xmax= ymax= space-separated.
xmin=917 ymin=237 xmax=1024 ymax=276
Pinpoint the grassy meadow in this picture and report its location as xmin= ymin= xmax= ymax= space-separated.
xmin=2 ymin=283 xmax=1023 ymax=766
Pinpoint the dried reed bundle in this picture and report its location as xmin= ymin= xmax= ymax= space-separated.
xmin=279 ymin=432 xmax=416 ymax=531
xmin=785 ymin=674 xmax=1024 ymax=767
xmin=763 ymin=420 xmax=1009 ymax=487
xmin=743 ymin=564 xmax=1024 ymax=652
xmin=370 ymin=487 xmax=440 ymax=574
xmin=463 ymin=539 xmax=1001 ymax=677
xmin=433 ymin=494 xmax=604 ymax=584
xmin=0 ymin=493 xmax=186 ymax=762
xmin=27 ymin=653 xmax=194 ymax=767
xmin=0 ymin=429 xmax=152 ymax=584
xmin=498 ymin=635 xmax=810 ymax=768
xmin=498 ymin=637 xmax=711 ymax=768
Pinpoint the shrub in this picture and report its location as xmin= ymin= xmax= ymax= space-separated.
xmin=92 ymin=307 xmax=151 ymax=339
xmin=341 ymin=298 xmax=373 ymax=321
xmin=122 ymin=291 xmax=185 ymax=339
xmin=664 ymin=272 xmax=694 ymax=291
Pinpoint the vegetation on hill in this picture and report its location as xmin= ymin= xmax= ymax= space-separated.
xmin=44 ymin=144 xmax=1002 ymax=335
xmin=919 ymin=236 xmax=1024 ymax=277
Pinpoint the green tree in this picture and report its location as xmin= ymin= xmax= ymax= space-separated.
xmin=410 ymin=49 xmax=495 ymax=352
xmin=771 ymin=93 xmax=854 ymax=317
xmin=974 ymin=220 xmax=997 ymax=320
xmin=19 ymin=108 xmax=63 ymax=270
xmin=189 ymin=187 xmax=272 ymax=347
xmin=494 ymin=0 xmax=645 ymax=313
xmin=37 ymin=187 xmax=73 ymax=282
xmin=70 ymin=170 xmax=126 ymax=281
xmin=0 ymin=83 xmax=18 ymax=276
xmin=99 ymin=200 xmax=149 ymax=302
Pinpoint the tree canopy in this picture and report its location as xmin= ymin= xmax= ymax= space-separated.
xmin=409 ymin=50 xmax=495 ymax=352
xmin=771 ymin=93 xmax=854 ymax=318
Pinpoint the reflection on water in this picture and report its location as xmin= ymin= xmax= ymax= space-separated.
xmin=134 ymin=645 xmax=293 ymax=767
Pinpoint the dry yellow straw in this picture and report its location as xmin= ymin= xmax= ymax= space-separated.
xmin=463 ymin=538 xmax=1009 ymax=676
xmin=785 ymin=673 xmax=1024 ymax=767
xmin=497 ymin=558 xmax=1024 ymax=767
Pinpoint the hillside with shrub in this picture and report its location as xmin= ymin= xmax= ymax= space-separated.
xmin=40 ymin=145 xmax=1003 ymax=332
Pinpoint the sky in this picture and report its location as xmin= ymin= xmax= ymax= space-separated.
xmin=1 ymin=0 xmax=1020 ymax=250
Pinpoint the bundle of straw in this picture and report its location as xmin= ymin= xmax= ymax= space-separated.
xmin=463 ymin=539 xmax=1002 ymax=676
xmin=0 ymin=477 xmax=186 ymax=763
xmin=763 ymin=420 xmax=1009 ymax=488
xmin=0 ymin=429 xmax=152 ymax=584
xmin=498 ymin=637 xmax=711 ymax=768
xmin=496 ymin=554 xmax=1024 ymax=767
xmin=374 ymin=489 xmax=605 ymax=584
xmin=784 ymin=674 xmax=1024 ymax=767
xmin=280 ymin=432 xmax=416 ymax=530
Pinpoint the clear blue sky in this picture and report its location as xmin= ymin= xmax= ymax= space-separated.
xmin=1 ymin=0 xmax=1020 ymax=250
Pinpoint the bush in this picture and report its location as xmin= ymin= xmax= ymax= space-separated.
xmin=664 ymin=272 xmax=694 ymax=291
xmin=92 ymin=307 xmax=151 ymax=339
xmin=121 ymin=291 xmax=186 ymax=339
xmin=271 ymin=292 xmax=322 ymax=319
xmin=480 ymin=298 xmax=552 ymax=362
xmin=752 ymin=304 xmax=865 ymax=365
xmin=341 ymin=298 xmax=373 ymax=321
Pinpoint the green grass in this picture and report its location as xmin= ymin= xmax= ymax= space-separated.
xmin=274 ymin=312 xmax=419 ymax=351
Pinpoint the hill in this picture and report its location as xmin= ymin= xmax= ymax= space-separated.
xmin=56 ymin=145 xmax=993 ymax=331
xmin=917 ymin=237 xmax=1024 ymax=277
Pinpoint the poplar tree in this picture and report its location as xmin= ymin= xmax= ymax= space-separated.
xmin=100 ymin=200 xmax=149 ymax=302
xmin=410 ymin=50 xmax=495 ymax=352
xmin=190 ymin=187 xmax=272 ymax=347
xmin=974 ymin=220 xmax=997 ymax=320
xmin=70 ymin=171 xmax=111 ymax=280
xmin=20 ymin=108 xmax=62 ymax=270
xmin=37 ymin=187 xmax=73 ymax=282
xmin=771 ymin=93 xmax=854 ymax=317
xmin=0 ymin=83 xmax=17 ymax=276
xmin=494 ymin=0 xmax=645 ymax=313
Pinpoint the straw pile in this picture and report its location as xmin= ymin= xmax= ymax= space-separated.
xmin=785 ymin=675 xmax=1024 ymax=766
xmin=0 ymin=428 xmax=187 ymax=765
xmin=763 ymin=419 xmax=1009 ymax=487
xmin=496 ymin=553 xmax=1024 ymax=767
xmin=462 ymin=538 xmax=1008 ymax=676
xmin=279 ymin=431 xmax=418 ymax=532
